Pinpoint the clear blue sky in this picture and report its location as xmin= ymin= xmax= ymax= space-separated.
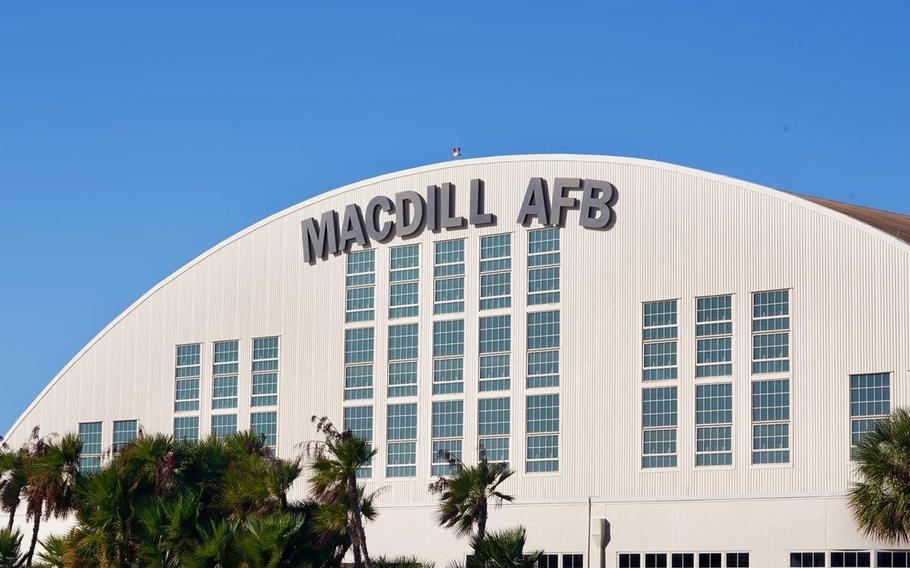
xmin=1 ymin=2 xmax=908 ymax=435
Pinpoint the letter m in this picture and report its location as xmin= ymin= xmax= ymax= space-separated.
xmin=301 ymin=211 xmax=339 ymax=263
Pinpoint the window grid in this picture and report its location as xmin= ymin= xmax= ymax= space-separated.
xmin=480 ymin=234 xmax=512 ymax=310
xmin=671 ymin=553 xmax=694 ymax=568
xmin=346 ymin=250 xmax=375 ymax=322
xmin=344 ymin=406 xmax=373 ymax=477
xmin=752 ymin=379 xmax=790 ymax=464
xmin=480 ymin=315 xmax=511 ymax=392
xmin=527 ymin=311 xmax=560 ymax=389
xmin=695 ymin=383 xmax=733 ymax=466
xmin=345 ymin=328 xmax=374 ymax=400
xmin=478 ymin=397 xmax=510 ymax=464
xmin=249 ymin=411 xmax=278 ymax=454
xmin=752 ymin=290 xmax=790 ymax=374
xmin=528 ymin=228 xmax=560 ymax=305
xmin=433 ymin=320 xmax=464 ymax=395
xmin=790 ymin=552 xmax=826 ymax=567
xmin=387 ymin=403 xmax=418 ymax=477
xmin=211 ymin=414 xmax=237 ymax=440
xmin=390 ymin=245 xmax=420 ymax=319
xmin=112 ymin=420 xmax=138 ymax=453
xmin=642 ymin=387 xmax=678 ymax=468
xmin=174 ymin=343 xmax=201 ymax=412
xmin=830 ymin=552 xmax=871 ymax=567
xmin=212 ymin=340 xmax=239 ymax=410
xmin=388 ymin=324 xmax=419 ymax=397
xmin=78 ymin=421 xmax=102 ymax=473
xmin=696 ymin=295 xmax=733 ymax=378
xmin=174 ymin=416 xmax=199 ymax=442
xmin=431 ymin=400 xmax=464 ymax=476
xmin=434 ymin=240 xmax=465 ymax=314
xmin=643 ymin=301 xmax=678 ymax=381
xmin=526 ymin=394 xmax=559 ymax=472
xmin=877 ymin=551 xmax=909 ymax=567
xmin=251 ymin=337 xmax=279 ymax=407
xmin=850 ymin=372 xmax=891 ymax=458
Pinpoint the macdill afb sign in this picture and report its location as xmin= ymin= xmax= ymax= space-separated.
xmin=301 ymin=177 xmax=617 ymax=263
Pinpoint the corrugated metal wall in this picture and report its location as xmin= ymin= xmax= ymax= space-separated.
xmin=7 ymin=154 xmax=909 ymax=513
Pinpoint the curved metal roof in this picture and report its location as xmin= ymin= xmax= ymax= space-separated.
xmin=790 ymin=193 xmax=910 ymax=245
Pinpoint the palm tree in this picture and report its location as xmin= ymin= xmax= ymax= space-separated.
xmin=0 ymin=446 xmax=28 ymax=532
xmin=429 ymin=449 xmax=514 ymax=540
xmin=36 ymin=533 xmax=66 ymax=568
xmin=461 ymin=527 xmax=541 ymax=568
xmin=849 ymin=408 xmax=910 ymax=544
xmin=307 ymin=416 xmax=378 ymax=568
xmin=0 ymin=528 xmax=22 ymax=568
xmin=21 ymin=432 xmax=82 ymax=566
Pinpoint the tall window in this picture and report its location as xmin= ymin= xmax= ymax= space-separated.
xmin=642 ymin=301 xmax=678 ymax=381
xmin=526 ymin=394 xmax=559 ymax=472
xmin=78 ymin=421 xmax=102 ymax=473
xmin=212 ymin=340 xmax=239 ymax=409
xmin=479 ymin=315 xmax=511 ymax=392
xmin=696 ymin=295 xmax=733 ymax=377
xmin=251 ymin=337 xmax=279 ymax=407
xmin=478 ymin=397 xmax=510 ymax=465
xmin=726 ymin=553 xmax=749 ymax=567
xmin=251 ymin=411 xmax=278 ymax=455
xmin=344 ymin=405 xmax=373 ymax=477
xmin=642 ymin=386 xmax=678 ymax=468
xmin=346 ymin=250 xmax=375 ymax=322
xmin=695 ymin=383 xmax=733 ymax=466
xmin=211 ymin=414 xmax=237 ymax=440
xmin=433 ymin=320 xmax=464 ymax=395
xmin=752 ymin=290 xmax=790 ymax=374
xmin=345 ymin=328 xmax=374 ymax=400
xmin=174 ymin=343 xmax=201 ymax=412
xmin=850 ymin=372 xmax=891 ymax=458
xmin=527 ymin=311 xmax=560 ymax=388
xmin=480 ymin=234 xmax=511 ymax=310
xmin=528 ymin=228 xmax=560 ymax=305
xmin=390 ymin=245 xmax=419 ymax=319
xmin=174 ymin=416 xmax=199 ymax=442
xmin=387 ymin=403 xmax=417 ymax=477
xmin=618 ymin=554 xmax=641 ymax=568
xmin=388 ymin=324 xmax=419 ymax=397
xmin=752 ymin=379 xmax=790 ymax=464
xmin=431 ymin=400 xmax=464 ymax=476
xmin=112 ymin=420 xmax=138 ymax=453
xmin=434 ymin=240 xmax=465 ymax=314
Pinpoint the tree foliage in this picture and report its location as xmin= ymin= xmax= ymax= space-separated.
xmin=849 ymin=408 xmax=910 ymax=544
xmin=429 ymin=449 xmax=514 ymax=540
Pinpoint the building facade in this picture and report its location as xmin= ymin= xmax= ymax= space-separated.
xmin=5 ymin=155 xmax=910 ymax=567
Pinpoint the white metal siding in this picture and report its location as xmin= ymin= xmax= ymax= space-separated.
xmin=6 ymin=155 xmax=909 ymax=560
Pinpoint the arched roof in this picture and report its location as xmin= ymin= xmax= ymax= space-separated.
xmin=5 ymin=154 xmax=909 ymax=440
xmin=789 ymin=193 xmax=910 ymax=245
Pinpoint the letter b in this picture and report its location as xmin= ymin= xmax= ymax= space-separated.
xmin=579 ymin=179 xmax=616 ymax=229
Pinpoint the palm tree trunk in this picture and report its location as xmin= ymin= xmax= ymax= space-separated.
xmin=6 ymin=507 xmax=14 ymax=533
xmin=351 ymin=535 xmax=363 ymax=568
xmin=25 ymin=502 xmax=42 ymax=567
xmin=347 ymin=474 xmax=371 ymax=568
xmin=477 ymin=498 xmax=488 ymax=541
